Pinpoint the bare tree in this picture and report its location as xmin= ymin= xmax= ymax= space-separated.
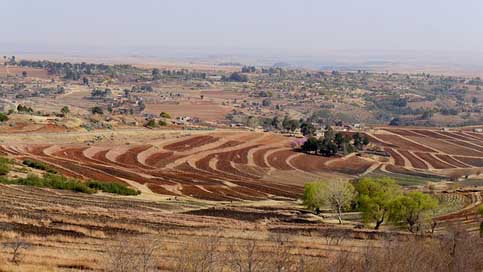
xmin=227 ymin=236 xmax=266 ymax=272
xmin=134 ymin=235 xmax=163 ymax=272
xmin=267 ymin=233 xmax=295 ymax=272
xmin=326 ymin=181 xmax=355 ymax=224
xmin=2 ymin=236 xmax=31 ymax=265
xmin=103 ymin=234 xmax=162 ymax=272
xmin=173 ymin=232 xmax=223 ymax=272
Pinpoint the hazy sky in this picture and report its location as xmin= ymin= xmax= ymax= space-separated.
xmin=1 ymin=0 xmax=483 ymax=54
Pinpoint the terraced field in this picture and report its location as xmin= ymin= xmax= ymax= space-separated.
xmin=0 ymin=131 xmax=373 ymax=201
xmin=372 ymin=128 xmax=483 ymax=178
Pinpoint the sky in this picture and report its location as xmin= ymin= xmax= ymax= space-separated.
xmin=1 ymin=0 xmax=483 ymax=57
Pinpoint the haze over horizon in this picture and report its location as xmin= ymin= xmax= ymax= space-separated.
xmin=2 ymin=0 xmax=483 ymax=70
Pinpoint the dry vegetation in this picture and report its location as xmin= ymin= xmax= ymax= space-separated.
xmin=0 ymin=58 xmax=482 ymax=271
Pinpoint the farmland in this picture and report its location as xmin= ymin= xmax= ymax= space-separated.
xmin=371 ymin=128 xmax=483 ymax=180
xmin=0 ymin=57 xmax=482 ymax=271
xmin=0 ymin=130 xmax=367 ymax=201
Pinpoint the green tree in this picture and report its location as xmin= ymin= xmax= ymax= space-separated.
xmin=60 ymin=106 xmax=70 ymax=114
xmin=226 ymin=72 xmax=248 ymax=82
xmin=362 ymin=135 xmax=370 ymax=146
xmin=282 ymin=116 xmax=290 ymax=131
xmin=246 ymin=116 xmax=259 ymax=128
xmin=288 ymin=120 xmax=299 ymax=132
xmin=324 ymin=126 xmax=335 ymax=141
xmin=300 ymin=122 xmax=316 ymax=136
xmin=301 ymin=137 xmax=319 ymax=154
xmin=152 ymin=68 xmax=161 ymax=80
xmin=82 ymin=77 xmax=89 ymax=85
xmin=271 ymin=116 xmax=283 ymax=130
xmin=303 ymin=182 xmax=327 ymax=214
xmin=91 ymin=106 xmax=104 ymax=115
xmin=0 ymin=112 xmax=9 ymax=122
xmin=389 ymin=192 xmax=438 ymax=232
xmin=353 ymin=133 xmax=364 ymax=150
xmin=355 ymin=177 xmax=402 ymax=229
xmin=319 ymin=138 xmax=338 ymax=157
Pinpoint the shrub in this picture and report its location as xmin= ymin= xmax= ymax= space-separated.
xmin=0 ymin=164 xmax=10 ymax=176
xmin=22 ymin=159 xmax=57 ymax=173
xmin=91 ymin=106 xmax=104 ymax=115
xmin=86 ymin=180 xmax=140 ymax=196
xmin=0 ymin=157 xmax=12 ymax=176
xmin=158 ymin=120 xmax=167 ymax=126
xmin=61 ymin=106 xmax=70 ymax=114
xmin=0 ymin=112 xmax=9 ymax=122
xmin=0 ymin=172 xmax=140 ymax=196
xmin=159 ymin=112 xmax=171 ymax=119
xmin=145 ymin=119 xmax=157 ymax=128
xmin=11 ymin=173 xmax=95 ymax=194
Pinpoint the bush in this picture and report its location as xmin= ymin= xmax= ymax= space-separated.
xmin=61 ymin=106 xmax=70 ymax=114
xmin=22 ymin=159 xmax=57 ymax=173
xmin=91 ymin=106 xmax=104 ymax=115
xmin=145 ymin=119 xmax=157 ymax=128
xmin=159 ymin=112 xmax=171 ymax=119
xmin=0 ymin=163 xmax=10 ymax=176
xmin=0 ymin=112 xmax=9 ymax=122
xmin=0 ymin=173 xmax=139 ymax=195
xmin=11 ymin=173 xmax=95 ymax=194
xmin=0 ymin=157 xmax=12 ymax=176
xmin=158 ymin=120 xmax=167 ymax=126
xmin=86 ymin=180 xmax=140 ymax=196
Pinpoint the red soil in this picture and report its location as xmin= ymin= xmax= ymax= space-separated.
xmin=438 ymin=131 xmax=483 ymax=144
xmin=179 ymin=185 xmax=232 ymax=201
xmin=209 ymin=140 xmax=243 ymax=150
xmin=384 ymin=148 xmax=406 ymax=167
xmin=164 ymin=136 xmax=218 ymax=152
xmin=454 ymin=157 xmax=483 ymax=167
xmin=385 ymin=164 xmax=417 ymax=175
xmin=414 ymin=152 xmax=454 ymax=169
xmin=252 ymin=147 xmax=274 ymax=168
xmin=267 ymin=150 xmax=296 ymax=170
xmin=444 ymin=139 xmax=483 ymax=154
xmin=407 ymin=137 xmax=483 ymax=157
xmin=398 ymin=150 xmax=428 ymax=169
xmin=145 ymin=152 xmax=182 ymax=168
xmin=146 ymin=184 xmax=179 ymax=196
xmin=327 ymin=157 xmax=373 ymax=175
xmin=115 ymin=145 xmax=153 ymax=169
xmin=290 ymin=153 xmax=332 ymax=172
xmin=409 ymin=130 xmax=453 ymax=139
xmin=376 ymin=134 xmax=436 ymax=152
xmin=385 ymin=129 xmax=422 ymax=137
xmin=434 ymin=154 xmax=470 ymax=168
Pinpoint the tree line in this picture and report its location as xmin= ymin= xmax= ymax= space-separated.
xmin=303 ymin=177 xmax=439 ymax=232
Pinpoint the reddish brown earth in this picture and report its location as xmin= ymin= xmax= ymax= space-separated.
xmin=328 ymin=157 xmax=374 ymax=175
xmin=164 ymin=135 xmax=219 ymax=152
xmin=398 ymin=150 xmax=428 ymax=169
xmin=3 ymin=133 xmax=355 ymax=201
xmin=4 ymin=128 xmax=483 ymax=201
xmin=372 ymin=128 xmax=483 ymax=175
xmin=414 ymin=152 xmax=454 ymax=169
